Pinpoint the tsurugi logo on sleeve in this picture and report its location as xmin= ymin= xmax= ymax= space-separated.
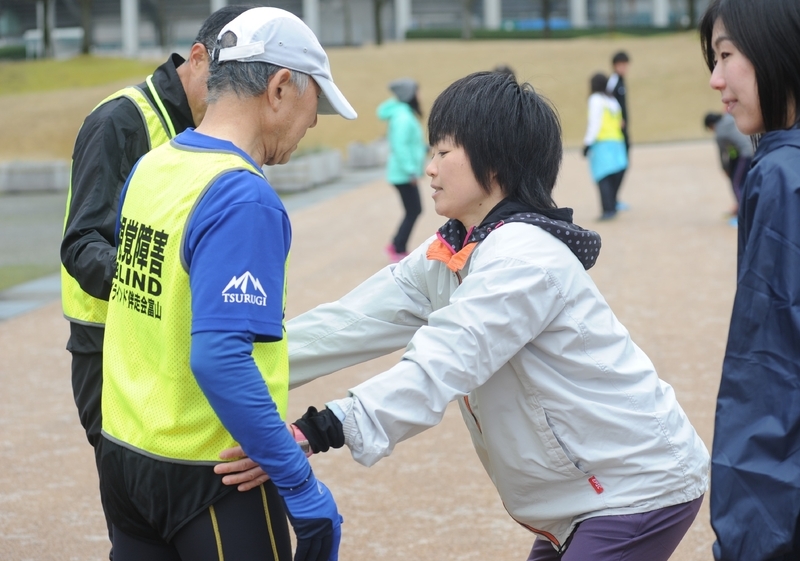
xmin=222 ymin=272 xmax=268 ymax=306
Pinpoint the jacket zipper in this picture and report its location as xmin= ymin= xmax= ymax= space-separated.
xmin=463 ymin=395 xmax=481 ymax=433
xmin=504 ymin=505 xmax=563 ymax=551
xmin=452 ymin=239 xmax=566 ymax=554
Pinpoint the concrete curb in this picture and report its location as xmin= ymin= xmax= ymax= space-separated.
xmin=0 ymin=140 xmax=387 ymax=195
xmin=0 ymin=273 xmax=61 ymax=321
xmin=265 ymin=149 xmax=344 ymax=193
xmin=0 ymin=160 xmax=70 ymax=194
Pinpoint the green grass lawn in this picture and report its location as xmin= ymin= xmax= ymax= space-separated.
xmin=0 ymin=33 xmax=723 ymax=160
xmin=0 ymin=264 xmax=59 ymax=292
xmin=0 ymin=55 xmax=161 ymax=96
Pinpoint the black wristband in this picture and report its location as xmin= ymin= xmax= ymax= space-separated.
xmin=293 ymin=406 xmax=345 ymax=453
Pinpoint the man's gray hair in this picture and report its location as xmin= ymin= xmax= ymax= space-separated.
xmin=207 ymin=31 xmax=310 ymax=103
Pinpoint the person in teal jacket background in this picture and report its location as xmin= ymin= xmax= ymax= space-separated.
xmin=377 ymin=78 xmax=427 ymax=262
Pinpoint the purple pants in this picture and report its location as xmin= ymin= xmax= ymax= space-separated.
xmin=527 ymin=496 xmax=703 ymax=561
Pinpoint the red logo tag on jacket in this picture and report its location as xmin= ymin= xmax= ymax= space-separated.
xmin=588 ymin=475 xmax=604 ymax=494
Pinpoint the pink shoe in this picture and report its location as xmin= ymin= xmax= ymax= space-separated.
xmin=385 ymin=244 xmax=409 ymax=263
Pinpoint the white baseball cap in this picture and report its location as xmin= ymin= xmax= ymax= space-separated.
xmin=215 ymin=7 xmax=357 ymax=120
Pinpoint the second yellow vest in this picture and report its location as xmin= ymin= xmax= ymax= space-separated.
xmin=61 ymin=80 xmax=175 ymax=326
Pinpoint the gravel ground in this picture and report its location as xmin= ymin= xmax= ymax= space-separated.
xmin=0 ymin=141 xmax=734 ymax=560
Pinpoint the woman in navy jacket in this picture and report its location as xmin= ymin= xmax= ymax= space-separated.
xmin=700 ymin=0 xmax=800 ymax=559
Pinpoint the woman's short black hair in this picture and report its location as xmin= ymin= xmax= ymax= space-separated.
xmin=590 ymin=73 xmax=608 ymax=95
xmin=427 ymin=71 xmax=562 ymax=213
xmin=700 ymin=0 xmax=800 ymax=131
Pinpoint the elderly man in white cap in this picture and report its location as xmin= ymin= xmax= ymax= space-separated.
xmin=98 ymin=7 xmax=355 ymax=561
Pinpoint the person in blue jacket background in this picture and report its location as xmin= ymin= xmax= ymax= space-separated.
xmin=700 ymin=0 xmax=800 ymax=559
xmin=377 ymin=78 xmax=428 ymax=262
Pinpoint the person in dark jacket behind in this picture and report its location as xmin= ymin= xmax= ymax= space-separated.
xmin=700 ymin=0 xmax=800 ymax=559
xmin=606 ymin=51 xmax=631 ymax=210
xmin=606 ymin=51 xmax=630 ymax=153
xmin=58 ymin=5 xmax=252 ymax=555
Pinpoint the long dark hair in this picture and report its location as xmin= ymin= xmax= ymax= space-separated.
xmin=407 ymin=95 xmax=423 ymax=118
xmin=428 ymin=71 xmax=561 ymax=213
xmin=700 ymin=0 xmax=800 ymax=131
xmin=590 ymin=73 xmax=609 ymax=96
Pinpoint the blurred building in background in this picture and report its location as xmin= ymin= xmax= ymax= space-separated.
xmin=0 ymin=0 xmax=711 ymax=59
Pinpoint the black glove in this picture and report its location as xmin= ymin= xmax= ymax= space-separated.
xmin=583 ymin=145 xmax=590 ymax=157
xmin=293 ymin=406 xmax=345 ymax=453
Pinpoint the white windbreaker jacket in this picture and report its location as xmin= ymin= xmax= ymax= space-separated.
xmin=287 ymin=221 xmax=709 ymax=550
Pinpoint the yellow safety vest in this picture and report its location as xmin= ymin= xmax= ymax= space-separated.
xmin=101 ymin=141 xmax=290 ymax=463
xmin=61 ymin=76 xmax=176 ymax=326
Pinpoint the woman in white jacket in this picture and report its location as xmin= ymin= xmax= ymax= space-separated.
xmin=218 ymin=71 xmax=709 ymax=560
xmin=583 ymin=72 xmax=629 ymax=221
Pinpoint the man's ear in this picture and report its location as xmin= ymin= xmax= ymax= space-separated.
xmin=266 ymin=69 xmax=294 ymax=111
xmin=188 ymin=41 xmax=209 ymax=71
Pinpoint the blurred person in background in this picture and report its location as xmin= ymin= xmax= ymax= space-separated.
xmin=583 ymin=72 xmax=628 ymax=221
xmin=378 ymin=78 xmax=427 ymax=263
xmin=493 ymin=64 xmax=516 ymax=78
xmin=607 ymin=51 xmax=630 ymax=154
xmin=607 ymin=51 xmax=631 ymax=210
xmin=703 ymin=111 xmax=754 ymax=226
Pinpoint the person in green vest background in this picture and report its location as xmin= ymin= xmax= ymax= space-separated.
xmin=100 ymin=7 xmax=355 ymax=560
xmin=59 ymin=5 xmax=251 ymax=556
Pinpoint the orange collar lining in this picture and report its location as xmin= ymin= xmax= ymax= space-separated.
xmin=426 ymin=238 xmax=478 ymax=272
